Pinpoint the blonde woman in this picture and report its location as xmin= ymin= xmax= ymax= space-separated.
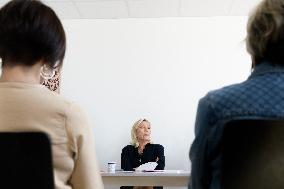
xmin=121 ymin=119 xmax=165 ymax=189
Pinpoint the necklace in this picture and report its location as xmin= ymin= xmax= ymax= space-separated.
xmin=138 ymin=147 xmax=144 ymax=155
xmin=138 ymin=150 xmax=142 ymax=155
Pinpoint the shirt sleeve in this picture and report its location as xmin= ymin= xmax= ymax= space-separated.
xmin=155 ymin=145 xmax=165 ymax=170
xmin=189 ymin=96 xmax=215 ymax=189
xmin=66 ymin=102 xmax=104 ymax=189
xmin=121 ymin=146 xmax=134 ymax=171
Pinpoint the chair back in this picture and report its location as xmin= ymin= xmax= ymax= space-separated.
xmin=221 ymin=119 xmax=284 ymax=189
xmin=0 ymin=132 xmax=54 ymax=189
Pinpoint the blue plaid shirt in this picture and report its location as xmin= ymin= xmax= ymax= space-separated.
xmin=189 ymin=62 xmax=284 ymax=189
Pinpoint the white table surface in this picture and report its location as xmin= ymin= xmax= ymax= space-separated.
xmin=101 ymin=170 xmax=190 ymax=187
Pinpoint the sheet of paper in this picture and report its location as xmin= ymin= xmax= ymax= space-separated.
xmin=135 ymin=162 xmax=158 ymax=171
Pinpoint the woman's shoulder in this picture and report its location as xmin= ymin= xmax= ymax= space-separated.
xmin=150 ymin=143 xmax=163 ymax=147
xmin=43 ymin=93 xmax=85 ymax=120
xmin=122 ymin=145 xmax=136 ymax=153
xmin=122 ymin=145 xmax=135 ymax=150
xmin=149 ymin=143 xmax=164 ymax=149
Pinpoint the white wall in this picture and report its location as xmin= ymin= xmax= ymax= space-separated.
xmin=61 ymin=16 xmax=250 ymax=188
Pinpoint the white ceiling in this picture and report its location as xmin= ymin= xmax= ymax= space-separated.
xmin=0 ymin=0 xmax=262 ymax=19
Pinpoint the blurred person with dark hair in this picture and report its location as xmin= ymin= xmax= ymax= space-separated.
xmin=0 ymin=1 xmax=103 ymax=189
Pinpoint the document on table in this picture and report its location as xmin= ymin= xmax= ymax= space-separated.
xmin=135 ymin=162 xmax=158 ymax=171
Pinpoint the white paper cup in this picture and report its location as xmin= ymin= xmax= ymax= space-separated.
xmin=107 ymin=162 xmax=116 ymax=173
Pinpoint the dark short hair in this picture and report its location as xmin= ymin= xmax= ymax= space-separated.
xmin=0 ymin=0 xmax=66 ymax=68
xmin=246 ymin=0 xmax=284 ymax=66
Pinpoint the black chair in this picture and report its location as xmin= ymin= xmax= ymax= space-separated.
xmin=0 ymin=132 xmax=54 ymax=189
xmin=221 ymin=119 xmax=284 ymax=189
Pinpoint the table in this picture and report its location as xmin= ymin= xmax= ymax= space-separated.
xmin=101 ymin=170 xmax=190 ymax=187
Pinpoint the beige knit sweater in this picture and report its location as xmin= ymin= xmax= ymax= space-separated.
xmin=0 ymin=82 xmax=103 ymax=189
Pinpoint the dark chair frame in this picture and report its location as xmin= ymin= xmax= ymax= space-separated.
xmin=0 ymin=132 xmax=54 ymax=189
xmin=221 ymin=119 xmax=284 ymax=189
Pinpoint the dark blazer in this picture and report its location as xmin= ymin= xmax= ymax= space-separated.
xmin=121 ymin=143 xmax=165 ymax=189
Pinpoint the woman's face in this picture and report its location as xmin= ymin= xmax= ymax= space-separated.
xmin=136 ymin=121 xmax=151 ymax=142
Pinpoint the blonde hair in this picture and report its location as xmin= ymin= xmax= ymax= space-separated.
xmin=246 ymin=0 xmax=284 ymax=66
xmin=130 ymin=118 xmax=152 ymax=147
